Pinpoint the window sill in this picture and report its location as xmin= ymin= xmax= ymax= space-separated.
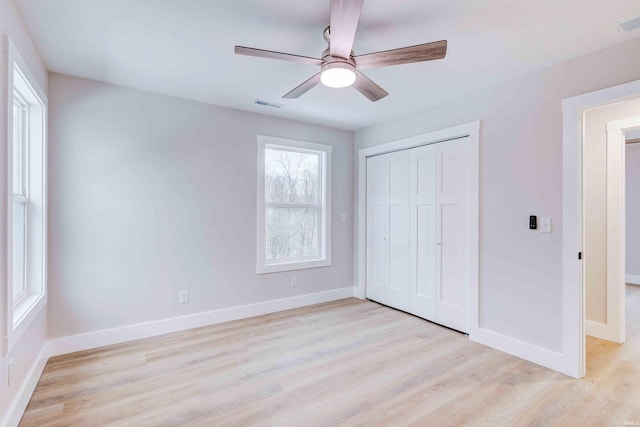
xmin=14 ymin=293 xmax=45 ymax=328
xmin=6 ymin=292 xmax=47 ymax=354
xmin=257 ymin=258 xmax=331 ymax=274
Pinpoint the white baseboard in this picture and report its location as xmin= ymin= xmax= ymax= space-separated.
xmin=49 ymin=287 xmax=354 ymax=357
xmin=626 ymin=274 xmax=640 ymax=285
xmin=2 ymin=343 xmax=50 ymax=427
xmin=585 ymin=319 xmax=624 ymax=343
xmin=469 ymin=327 xmax=576 ymax=378
xmin=585 ymin=319 xmax=608 ymax=339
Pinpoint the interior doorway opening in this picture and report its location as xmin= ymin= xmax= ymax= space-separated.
xmin=562 ymin=79 xmax=640 ymax=379
xmin=588 ymin=127 xmax=640 ymax=377
xmin=581 ymin=100 xmax=640 ymax=376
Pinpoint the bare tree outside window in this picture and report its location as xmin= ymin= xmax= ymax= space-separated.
xmin=265 ymin=148 xmax=321 ymax=261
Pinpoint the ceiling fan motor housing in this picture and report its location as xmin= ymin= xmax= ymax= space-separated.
xmin=320 ymin=57 xmax=357 ymax=88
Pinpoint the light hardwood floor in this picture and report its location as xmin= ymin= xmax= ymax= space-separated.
xmin=20 ymin=286 xmax=640 ymax=426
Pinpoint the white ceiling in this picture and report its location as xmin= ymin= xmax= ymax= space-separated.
xmin=15 ymin=0 xmax=640 ymax=131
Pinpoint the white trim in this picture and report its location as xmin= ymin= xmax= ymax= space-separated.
xmin=626 ymin=274 xmax=640 ymax=285
xmin=49 ymin=287 xmax=354 ymax=356
xmin=469 ymin=328 xmax=566 ymax=375
xmin=256 ymin=135 xmax=332 ymax=274
xmin=585 ymin=320 xmax=611 ymax=339
xmin=562 ymin=78 xmax=640 ymax=378
xmin=2 ymin=342 xmax=49 ymax=427
xmin=355 ymin=121 xmax=479 ymax=324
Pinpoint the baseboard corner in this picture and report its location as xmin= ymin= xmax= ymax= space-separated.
xmin=469 ymin=327 xmax=575 ymax=378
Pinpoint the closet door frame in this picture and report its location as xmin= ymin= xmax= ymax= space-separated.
xmin=356 ymin=121 xmax=480 ymax=336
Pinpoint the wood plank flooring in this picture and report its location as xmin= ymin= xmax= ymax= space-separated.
xmin=20 ymin=286 xmax=640 ymax=426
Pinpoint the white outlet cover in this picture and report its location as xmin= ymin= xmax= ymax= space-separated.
xmin=341 ymin=213 xmax=347 ymax=223
xmin=179 ymin=290 xmax=190 ymax=304
xmin=539 ymin=217 xmax=552 ymax=233
xmin=8 ymin=358 xmax=15 ymax=385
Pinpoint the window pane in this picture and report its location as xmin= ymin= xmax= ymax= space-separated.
xmin=12 ymin=98 xmax=24 ymax=196
xmin=13 ymin=200 xmax=27 ymax=300
xmin=266 ymin=207 xmax=319 ymax=261
xmin=265 ymin=148 xmax=320 ymax=204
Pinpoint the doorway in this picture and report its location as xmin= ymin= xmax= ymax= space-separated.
xmin=583 ymin=104 xmax=640 ymax=347
xmin=562 ymin=80 xmax=640 ymax=378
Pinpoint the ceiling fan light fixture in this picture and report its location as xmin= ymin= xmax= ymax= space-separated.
xmin=320 ymin=62 xmax=356 ymax=88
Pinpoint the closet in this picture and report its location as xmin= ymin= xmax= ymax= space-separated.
xmin=366 ymin=137 xmax=471 ymax=333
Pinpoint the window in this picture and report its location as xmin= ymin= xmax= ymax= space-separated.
xmin=3 ymin=40 xmax=48 ymax=354
xmin=257 ymin=136 xmax=331 ymax=273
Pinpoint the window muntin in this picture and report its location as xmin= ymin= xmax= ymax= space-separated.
xmin=258 ymin=137 xmax=331 ymax=273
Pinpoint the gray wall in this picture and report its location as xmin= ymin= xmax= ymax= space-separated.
xmin=627 ymin=142 xmax=640 ymax=278
xmin=355 ymin=37 xmax=640 ymax=352
xmin=48 ymin=73 xmax=354 ymax=338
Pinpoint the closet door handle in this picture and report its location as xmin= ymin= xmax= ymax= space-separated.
xmin=435 ymin=241 xmax=441 ymax=246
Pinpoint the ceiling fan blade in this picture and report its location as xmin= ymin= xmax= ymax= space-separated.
xmin=352 ymin=70 xmax=388 ymax=102
xmin=354 ymin=40 xmax=447 ymax=69
xmin=235 ymin=46 xmax=323 ymax=66
xmin=329 ymin=0 xmax=364 ymax=59
xmin=283 ymin=73 xmax=322 ymax=99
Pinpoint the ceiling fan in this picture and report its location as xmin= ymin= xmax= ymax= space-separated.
xmin=234 ymin=0 xmax=447 ymax=102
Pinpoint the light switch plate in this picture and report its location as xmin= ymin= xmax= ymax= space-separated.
xmin=539 ymin=217 xmax=552 ymax=233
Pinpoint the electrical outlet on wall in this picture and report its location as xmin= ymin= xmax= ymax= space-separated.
xmin=8 ymin=359 xmax=15 ymax=386
xmin=179 ymin=290 xmax=190 ymax=304
xmin=291 ymin=276 xmax=298 ymax=287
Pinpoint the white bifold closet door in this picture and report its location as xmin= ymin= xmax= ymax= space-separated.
xmin=366 ymin=137 xmax=471 ymax=333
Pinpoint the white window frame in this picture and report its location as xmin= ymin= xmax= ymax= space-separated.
xmin=12 ymin=91 xmax=29 ymax=307
xmin=257 ymin=135 xmax=332 ymax=274
xmin=1 ymin=37 xmax=48 ymax=355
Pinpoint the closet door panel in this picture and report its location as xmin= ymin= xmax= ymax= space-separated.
xmin=386 ymin=150 xmax=411 ymax=310
xmin=366 ymin=155 xmax=387 ymax=303
xmin=435 ymin=138 xmax=470 ymax=332
xmin=409 ymin=145 xmax=437 ymax=319
xmin=417 ymin=206 xmax=436 ymax=298
xmin=440 ymin=204 xmax=463 ymax=305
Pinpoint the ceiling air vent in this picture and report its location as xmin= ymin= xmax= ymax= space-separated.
xmin=254 ymin=99 xmax=283 ymax=109
xmin=620 ymin=15 xmax=640 ymax=32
